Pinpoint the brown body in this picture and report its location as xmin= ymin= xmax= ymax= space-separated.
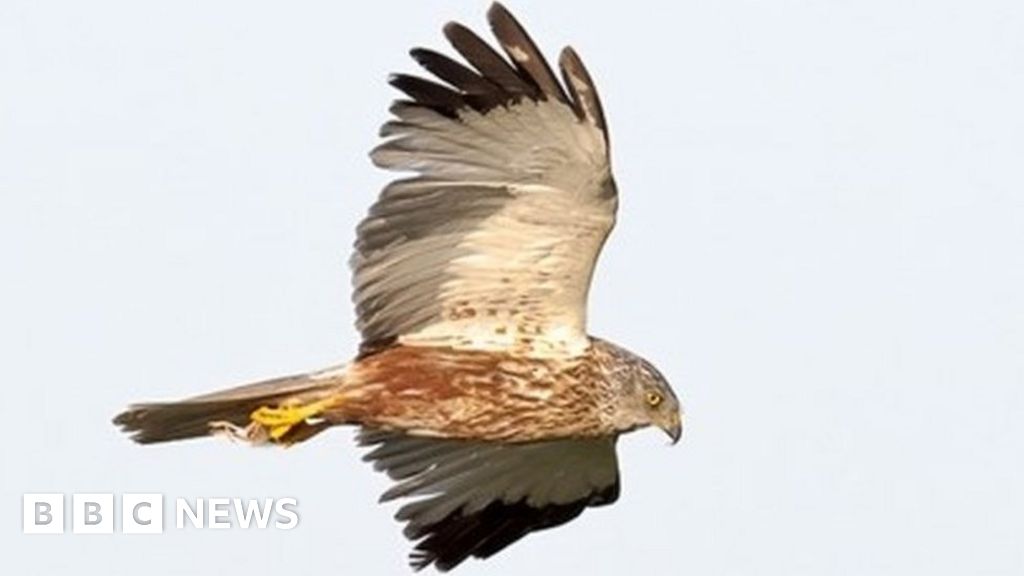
xmin=333 ymin=342 xmax=618 ymax=442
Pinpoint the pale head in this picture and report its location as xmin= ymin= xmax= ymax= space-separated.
xmin=592 ymin=339 xmax=683 ymax=443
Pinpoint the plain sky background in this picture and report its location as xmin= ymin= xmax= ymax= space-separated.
xmin=2 ymin=0 xmax=1022 ymax=574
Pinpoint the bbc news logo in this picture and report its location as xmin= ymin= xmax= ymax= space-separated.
xmin=23 ymin=494 xmax=299 ymax=534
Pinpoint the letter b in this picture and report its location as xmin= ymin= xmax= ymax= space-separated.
xmin=73 ymin=494 xmax=113 ymax=534
xmin=23 ymin=494 xmax=64 ymax=534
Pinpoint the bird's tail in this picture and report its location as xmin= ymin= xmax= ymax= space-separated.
xmin=113 ymin=368 xmax=346 ymax=445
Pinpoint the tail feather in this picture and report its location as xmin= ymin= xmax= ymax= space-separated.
xmin=114 ymin=398 xmax=267 ymax=444
xmin=113 ymin=370 xmax=343 ymax=444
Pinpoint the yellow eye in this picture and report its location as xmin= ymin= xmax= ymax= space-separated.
xmin=645 ymin=391 xmax=663 ymax=407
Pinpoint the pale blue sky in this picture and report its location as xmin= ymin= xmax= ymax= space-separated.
xmin=2 ymin=0 xmax=1022 ymax=574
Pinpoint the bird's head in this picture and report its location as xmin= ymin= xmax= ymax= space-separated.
xmin=628 ymin=359 xmax=683 ymax=444
xmin=598 ymin=340 xmax=683 ymax=444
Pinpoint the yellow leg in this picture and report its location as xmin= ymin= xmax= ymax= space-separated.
xmin=250 ymin=398 xmax=336 ymax=441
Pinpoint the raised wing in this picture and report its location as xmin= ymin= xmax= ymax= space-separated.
xmin=358 ymin=429 xmax=620 ymax=571
xmin=353 ymin=3 xmax=616 ymax=357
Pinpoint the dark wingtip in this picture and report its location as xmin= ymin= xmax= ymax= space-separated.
xmin=408 ymin=47 xmax=428 ymax=62
xmin=557 ymin=46 xmax=608 ymax=139
xmin=486 ymin=2 xmax=511 ymax=23
xmin=409 ymin=551 xmax=431 ymax=572
xmin=441 ymin=20 xmax=467 ymax=41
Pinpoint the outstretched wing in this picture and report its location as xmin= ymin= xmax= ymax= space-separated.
xmin=358 ymin=429 xmax=620 ymax=572
xmin=354 ymin=3 xmax=616 ymax=357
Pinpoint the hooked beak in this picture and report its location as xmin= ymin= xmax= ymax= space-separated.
xmin=662 ymin=411 xmax=683 ymax=445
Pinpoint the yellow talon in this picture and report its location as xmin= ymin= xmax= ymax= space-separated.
xmin=250 ymin=398 xmax=335 ymax=441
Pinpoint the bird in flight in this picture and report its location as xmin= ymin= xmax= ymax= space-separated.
xmin=114 ymin=3 xmax=682 ymax=571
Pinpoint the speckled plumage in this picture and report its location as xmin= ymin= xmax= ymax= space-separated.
xmin=325 ymin=338 xmax=675 ymax=443
xmin=114 ymin=3 xmax=682 ymax=572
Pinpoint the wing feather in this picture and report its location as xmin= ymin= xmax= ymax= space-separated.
xmin=487 ymin=2 xmax=570 ymax=105
xmin=409 ymin=48 xmax=508 ymax=112
xmin=443 ymin=21 xmax=536 ymax=97
xmin=559 ymin=47 xmax=608 ymax=137
xmin=388 ymin=74 xmax=466 ymax=117
xmin=354 ymin=4 xmax=615 ymax=356
xmin=358 ymin=429 xmax=620 ymax=571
